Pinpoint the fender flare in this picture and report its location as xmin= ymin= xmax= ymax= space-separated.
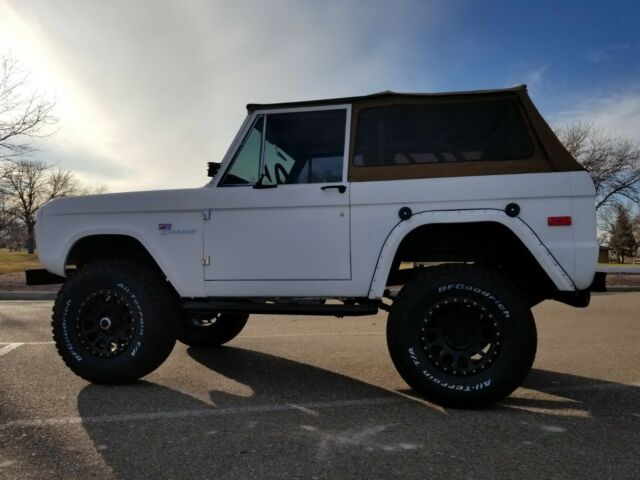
xmin=368 ymin=209 xmax=576 ymax=298
xmin=59 ymin=229 xmax=179 ymax=288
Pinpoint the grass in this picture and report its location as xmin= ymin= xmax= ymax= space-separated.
xmin=0 ymin=249 xmax=43 ymax=274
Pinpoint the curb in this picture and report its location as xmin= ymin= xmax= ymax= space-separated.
xmin=605 ymin=286 xmax=640 ymax=293
xmin=0 ymin=291 xmax=58 ymax=301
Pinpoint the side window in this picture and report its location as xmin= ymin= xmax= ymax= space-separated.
xmin=262 ymin=109 xmax=346 ymax=186
xmin=220 ymin=116 xmax=264 ymax=186
xmin=353 ymin=99 xmax=534 ymax=166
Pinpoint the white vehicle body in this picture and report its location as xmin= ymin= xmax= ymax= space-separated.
xmin=35 ymin=87 xmax=598 ymax=302
xmin=36 ymin=170 xmax=597 ymax=299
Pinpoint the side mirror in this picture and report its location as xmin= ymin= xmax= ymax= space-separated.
xmin=207 ymin=162 xmax=221 ymax=178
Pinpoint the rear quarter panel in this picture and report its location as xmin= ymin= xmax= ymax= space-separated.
xmin=349 ymin=171 xmax=597 ymax=297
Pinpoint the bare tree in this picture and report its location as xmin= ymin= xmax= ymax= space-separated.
xmin=4 ymin=220 xmax=26 ymax=251
xmin=0 ymin=190 xmax=18 ymax=242
xmin=1 ymin=159 xmax=79 ymax=253
xmin=77 ymin=183 xmax=109 ymax=196
xmin=48 ymin=167 xmax=78 ymax=199
xmin=0 ymin=54 xmax=57 ymax=161
xmin=0 ymin=53 xmax=99 ymax=254
xmin=556 ymin=123 xmax=640 ymax=210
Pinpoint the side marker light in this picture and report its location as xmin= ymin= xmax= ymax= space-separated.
xmin=548 ymin=216 xmax=572 ymax=226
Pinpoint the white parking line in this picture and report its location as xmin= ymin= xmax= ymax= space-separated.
xmin=0 ymin=397 xmax=404 ymax=430
xmin=0 ymin=343 xmax=22 ymax=357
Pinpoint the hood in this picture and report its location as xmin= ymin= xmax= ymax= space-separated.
xmin=40 ymin=187 xmax=209 ymax=216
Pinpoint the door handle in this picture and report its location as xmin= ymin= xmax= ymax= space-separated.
xmin=321 ymin=185 xmax=347 ymax=193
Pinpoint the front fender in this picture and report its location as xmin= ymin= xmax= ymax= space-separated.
xmin=37 ymin=215 xmax=206 ymax=298
xmin=367 ymin=209 xmax=576 ymax=298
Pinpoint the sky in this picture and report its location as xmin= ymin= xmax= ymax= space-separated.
xmin=1 ymin=0 xmax=639 ymax=192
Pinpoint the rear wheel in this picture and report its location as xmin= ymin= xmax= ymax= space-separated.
xmin=387 ymin=264 xmax=537 ymax=408
xmin=52 ymin=260 xmax=179 ymax=383
xmin=178 ymin=313 xmax=249 ymax=348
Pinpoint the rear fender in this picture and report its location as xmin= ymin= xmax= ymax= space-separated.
xmin=368 ymin=209 xmax=576 ymax=298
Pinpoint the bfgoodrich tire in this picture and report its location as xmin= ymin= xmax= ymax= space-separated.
xmin=387 ymin=264 xmax=537 ymax=408
xmin=178 ymin=313 xmax=249 ymax=348
xmin=51 ymin=260 xmax=179 ymax=384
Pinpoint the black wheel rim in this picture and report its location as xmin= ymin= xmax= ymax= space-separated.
xmin=419 ymin=296 xmax=502 ymax=376
xmin=75 ymin=289 xmax=137 ymax=358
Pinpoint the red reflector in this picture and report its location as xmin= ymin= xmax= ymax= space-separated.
xmin=548 ymin=216 xmax=572 ymax=226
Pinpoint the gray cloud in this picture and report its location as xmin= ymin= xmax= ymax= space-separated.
xmin=3 ymin=0 xmax=446 ymax=191
xmin=552 ymin=87 xmax=640 ymax=143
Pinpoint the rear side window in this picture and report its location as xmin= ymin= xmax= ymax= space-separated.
xmin=353 ymin=99 xmax=534 ymax=166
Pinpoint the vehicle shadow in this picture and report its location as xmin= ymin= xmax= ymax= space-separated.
xmin=76 ymin=347 xmax=640 ymax=479
xmin=396 ymin=367 xmax=640 ymax=419
xmin=186 ymin=346 xmax=401 ymax=406
xmin=505 ymin=368 xmax=640 ymax=414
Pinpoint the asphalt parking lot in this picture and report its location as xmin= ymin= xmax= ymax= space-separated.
xmin=1 ymin=293 xmax=639 ymax=479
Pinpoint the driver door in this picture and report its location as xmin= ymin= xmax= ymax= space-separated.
xmin=203 ymin=106 xmax=351 ymax=288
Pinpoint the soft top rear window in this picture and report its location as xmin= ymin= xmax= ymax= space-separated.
xmin=352 ymin=99 xmax=534 ymax=166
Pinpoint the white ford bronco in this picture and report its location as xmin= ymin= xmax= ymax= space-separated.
xmin=32 ymin=85 xmax=598 ymax=408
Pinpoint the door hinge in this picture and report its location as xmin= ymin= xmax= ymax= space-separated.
xmin=202 ymin=255 xmax=210 ymax=266
xmin=202 ymin=209 xmax=212 ymax=221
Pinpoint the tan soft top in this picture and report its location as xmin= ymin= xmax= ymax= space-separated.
xmin=246 ymin=85 xmax=529 ymax=112
xmin=248 ymin=85 xmax=582 ymax=181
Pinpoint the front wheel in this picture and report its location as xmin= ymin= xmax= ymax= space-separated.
xmin=387 ymin=264 xmax=537 ymax=408
xmin=51 ymin=260 xmax=179 ymax=384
